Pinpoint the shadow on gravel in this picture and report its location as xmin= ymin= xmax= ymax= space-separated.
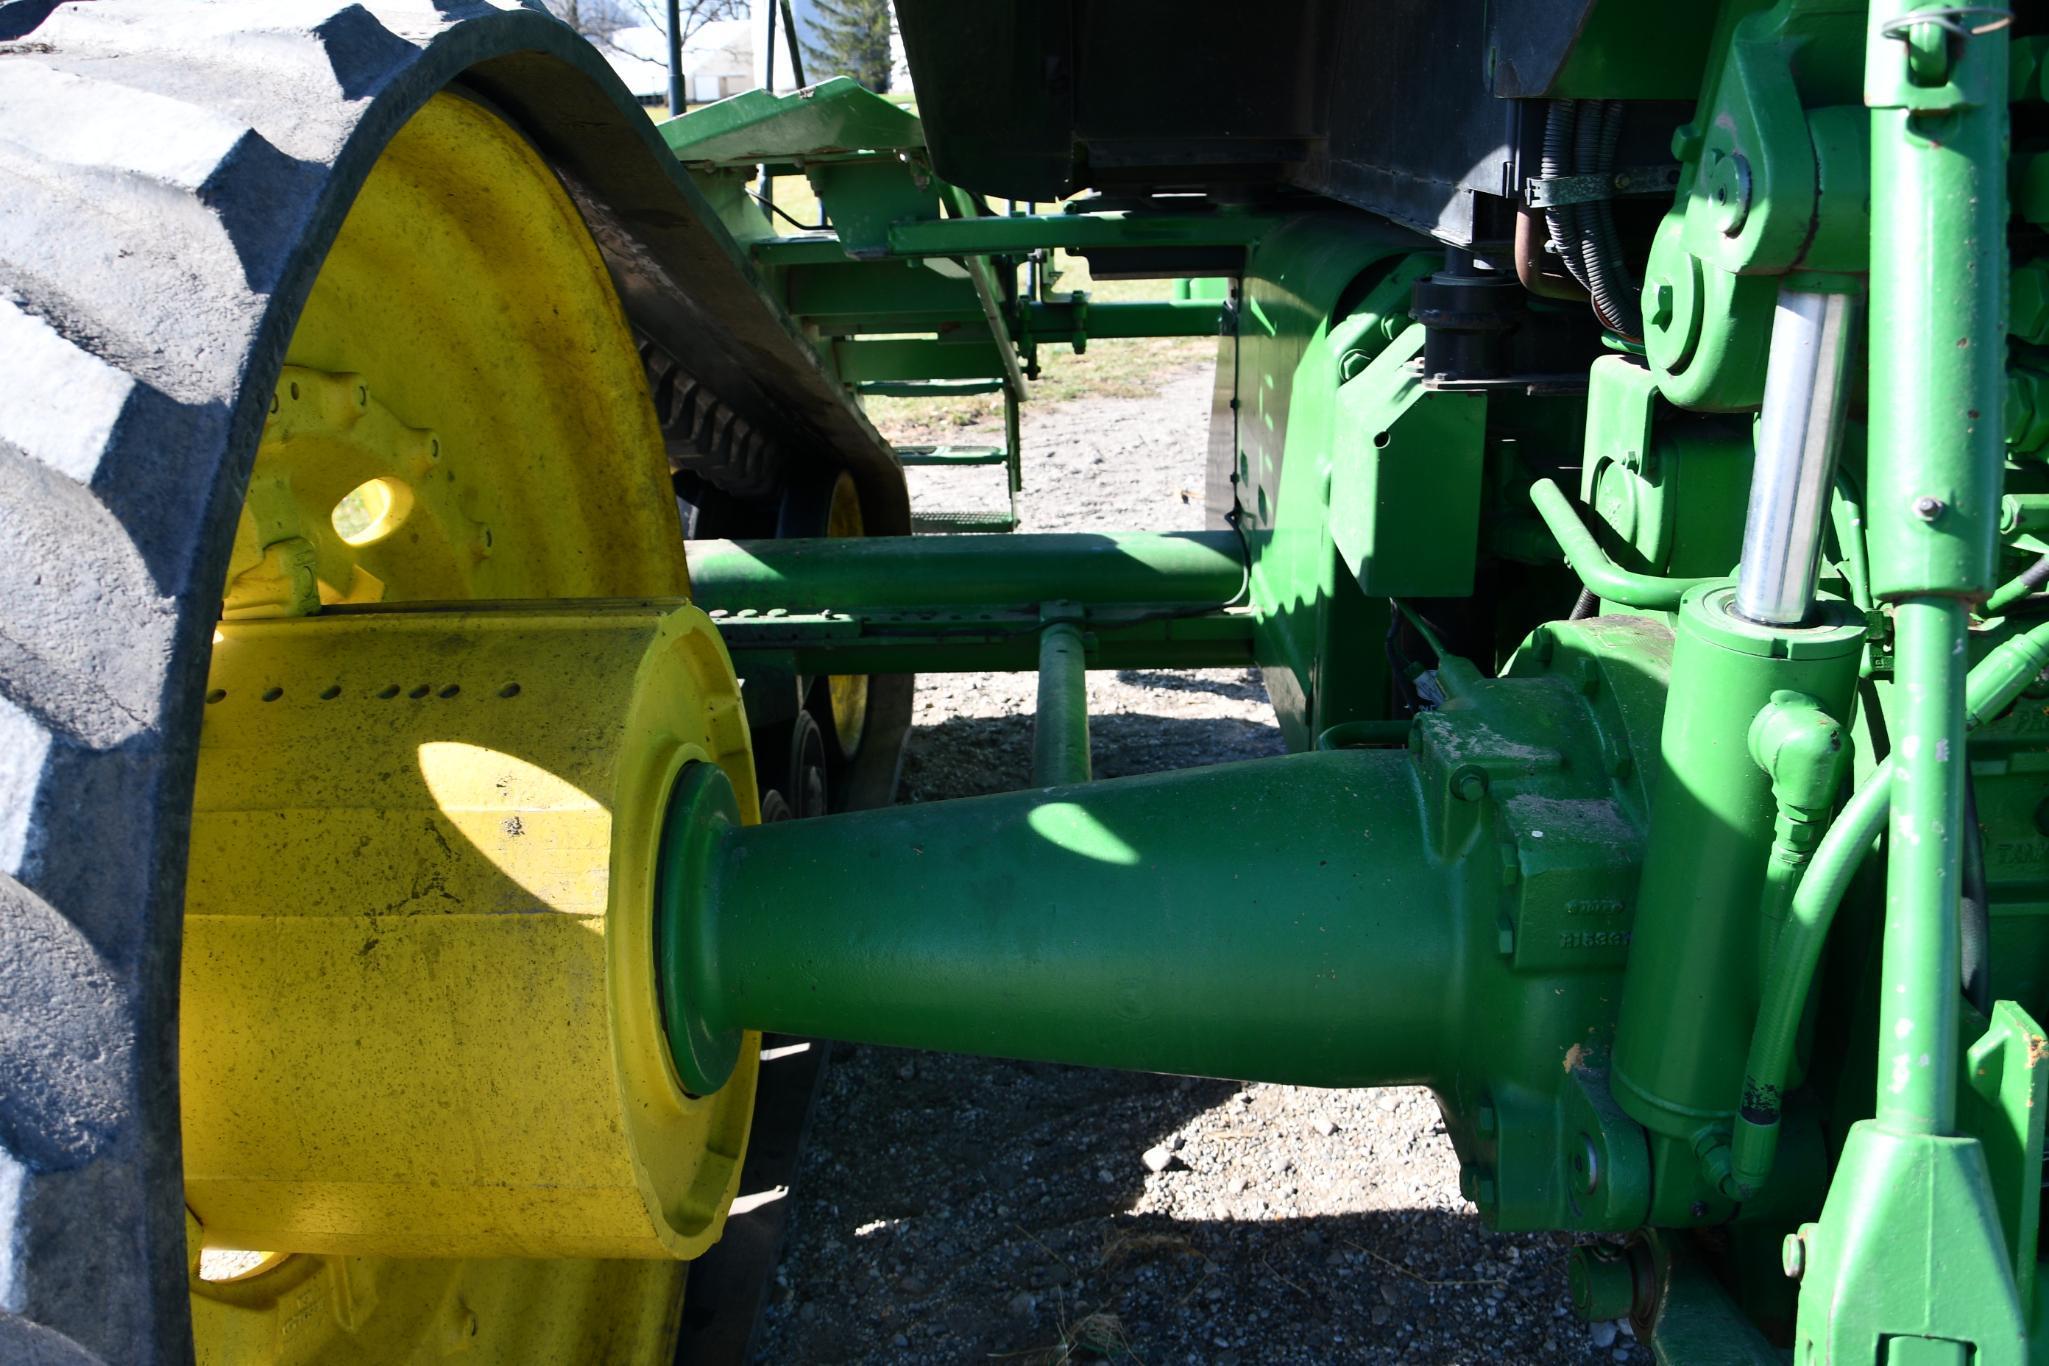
xmin=1111 ymin=668 xmax=1270 ymax=702
xmin=756 ymin=1048 xmax=1618 ymax=1366
xmin=898 ymin=713 xmax=1286 ymax=803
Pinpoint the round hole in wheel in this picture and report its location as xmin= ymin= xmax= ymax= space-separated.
xmin=329 ymin=475 xmax=414 ymax=546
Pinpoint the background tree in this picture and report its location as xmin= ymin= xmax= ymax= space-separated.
xmin=545 ymin=0 xmax=745 ymax=73
xmin=803 ymin=0 xmax=894 ymax=93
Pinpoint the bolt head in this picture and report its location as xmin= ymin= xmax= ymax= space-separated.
xmin=1574 ymin=1133 xmax=1601 ymax=1195
xmin=1781 ymin=1231 xmax=1807 ymax=1280
xmin=1708 ymin=153 xmax=1753 ymax=237
xmin=1912 ymin=495 xmax=1947 ymax=522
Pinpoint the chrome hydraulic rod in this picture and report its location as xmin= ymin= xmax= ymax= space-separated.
xmin=1734 ymin=290 xmax=1858 ymax=626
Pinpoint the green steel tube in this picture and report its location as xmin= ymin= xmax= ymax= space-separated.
xmin=1529 ymin=479 xmax=1721 ymax=610
xmin=1862 ymin=7 xmax=2007 ymax=1147
xmin=1864 ymin=44 xmax=2006 ymax=601
xmin=1729 ymin=620 xmax=2049 ymax=1193
xmin=656 ymin=751 xmax=1459 ymax=1094
xmin=1025 ymin=299 xmax=1226 ymax=340
xmin=1034 ymin=620 xmax=1091 ymax=785
xmin=1877 ymin=599 xmax=1970 ymax=1135
xmin=688 ymin=532 xmax=1245 ymax=612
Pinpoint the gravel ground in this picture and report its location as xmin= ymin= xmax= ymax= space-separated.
xmin=752 ymin=366 xmax=1632 ymax=1364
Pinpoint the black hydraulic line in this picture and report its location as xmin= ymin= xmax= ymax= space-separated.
xmin=1960 ymin=772 xmax=1992 ymax=1018
xmin=1569 ymin=587 xmax=1599 ymax=621
xmin=2004 ymin=552 xmax=2049 ymax=601
xmin=1575 ymin=101 xmax=1643 ymax=340
xmin=1541 ymin=102 xmax=1590 ymax=289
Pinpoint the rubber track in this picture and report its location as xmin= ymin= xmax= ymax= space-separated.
xmin=641 ymin=339 xmax=781 ymax=500
xmin=0 ymin=4 xmax=904 ymax=1359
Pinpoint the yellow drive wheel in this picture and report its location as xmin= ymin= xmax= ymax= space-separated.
xmin=183 ymin=93 xmax=759 ymax=1363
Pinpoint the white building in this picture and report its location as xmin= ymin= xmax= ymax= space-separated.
xmin=600 ymin=17 xmax=754 ymax=107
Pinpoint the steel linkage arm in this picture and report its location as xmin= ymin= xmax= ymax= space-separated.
xmin=1785 ymin=7 xmax=2028 ymax=1360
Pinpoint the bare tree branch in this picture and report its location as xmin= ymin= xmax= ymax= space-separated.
xmin=543 ymin=0 xmax=744 ymax=68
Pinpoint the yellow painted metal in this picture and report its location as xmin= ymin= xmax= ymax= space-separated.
xmin=823 ymin=469 xmax=870 ymax=756
xmin=184 ymin=604 xmax=759 ymax=1260
xmin=185 ymin=91 xmax=753 ymax=1362
xmin=221 ymin=93 xmax=690 ymax=619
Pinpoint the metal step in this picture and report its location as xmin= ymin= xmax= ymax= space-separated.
xmin=895 ymin=444 xmax=1008 ymax=467
xmin=910 ymin=508 xmax=1021 ymax=534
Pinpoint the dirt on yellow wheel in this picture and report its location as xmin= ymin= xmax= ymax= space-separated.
xmin=184 ymin=90 xmax=761 ymax=1364
xmin=821 ymin=471 xmax=871 ymax=760
xmin=0 ymin=5 xmax=917 ymax=1358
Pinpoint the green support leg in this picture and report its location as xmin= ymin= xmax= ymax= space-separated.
xmin=1033 ymin=619 xmax=1090 ymax=786
xmin=1789 ymin=8 xmax=2026 ymax=1360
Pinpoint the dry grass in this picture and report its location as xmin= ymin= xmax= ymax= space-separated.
xmin=990 ymin=1308 xmax=1141 ymax=1365
xmin=1097 ymin=1225 xmax=1202 ymax=1267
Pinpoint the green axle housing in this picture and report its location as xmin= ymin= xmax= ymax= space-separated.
xmin=651 ymin=610 xmax=1807 ymax=1236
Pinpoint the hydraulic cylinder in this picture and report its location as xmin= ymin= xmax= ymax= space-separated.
xmin=1610 ymin=584 xmax=1863 ymax=1209
xmin=655 ymin=750 xmax=1461 ymax=1096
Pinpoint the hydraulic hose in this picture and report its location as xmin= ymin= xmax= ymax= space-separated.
xmin=1982 ymin=551 xmax=2049 ymax=616
xmin=1542 ymin=101 xmax=1590 ymax=289
xmin=1725 ymin=619 xmax=2049 ymax=1196
xmin=1574 ymin=102 xmax=1643 ymax=340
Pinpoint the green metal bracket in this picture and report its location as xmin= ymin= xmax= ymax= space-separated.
xmin=1959 ymin=1000 xmax=2049 ymax=1312
xmin=1330 ymin=328 xmax=1486 ymax=598
xmin=1790 ymin=1124 xmax=2027 ymax=1365
xmin=659 ymin=76 xmax=924 ymax=170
